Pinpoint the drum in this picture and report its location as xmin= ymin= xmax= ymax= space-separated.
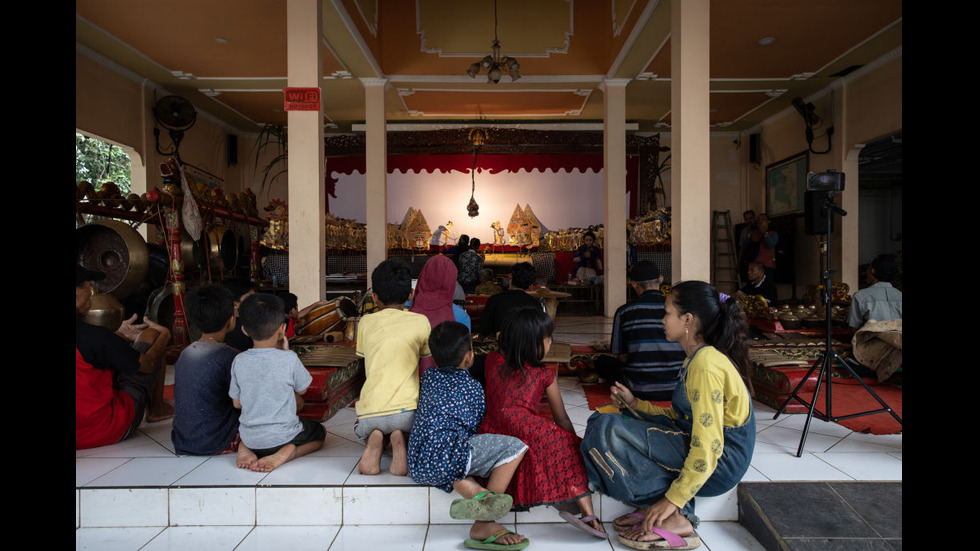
xmin=344 ymin=317 xmax=360 ymax=342
xmin=294 ymin=297 xmax=359 ymax=340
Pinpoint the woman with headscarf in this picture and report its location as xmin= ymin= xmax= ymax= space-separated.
xmin=409 ymin=255 xmax=471 ymax=331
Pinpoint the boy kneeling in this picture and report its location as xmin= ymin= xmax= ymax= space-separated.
xmin=230 ymin=293 xmax=325 ymax=472
xmin=408 ymin=321 xmax=529 ymax=550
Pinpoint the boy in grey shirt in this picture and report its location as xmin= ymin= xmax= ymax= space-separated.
xmin=230 ymin=293 xmax=325 ymax=472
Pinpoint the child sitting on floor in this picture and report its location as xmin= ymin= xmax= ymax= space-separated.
xmin=408 ymin=321 xmax=529 ymax=550
xmin=171 ymin=284 xmax=241 ymax=456
xmin=230 ymin=293 xmax=325 ymax=472
xmin=354 ymin=259 xmax=432 ymax=476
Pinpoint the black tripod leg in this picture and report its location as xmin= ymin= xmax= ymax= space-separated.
xmin=830 ymin=353 xmax=903 ymax=425
xmin=794 ymin=354 xmax=831 ymax=457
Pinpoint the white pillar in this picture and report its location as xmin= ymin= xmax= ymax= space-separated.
xmin=835 ymin=81 xmax=862 ymax=292
xmin=286 ymin=0 xmax=326 ymax=307
xmin=362 ymin=78 xmax=388 ymax=278
xmin=602 ymin=79 xmax=630 ymax=317
xmin=670 ymin=0 xmax=712 ymax=283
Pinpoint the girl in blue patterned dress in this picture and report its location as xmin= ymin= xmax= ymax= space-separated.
xmin=408 ymin=321 xmax=529 ymax=550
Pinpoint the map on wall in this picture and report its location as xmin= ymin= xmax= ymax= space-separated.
xmin=766 ymin=151 xmax=808 ymax=216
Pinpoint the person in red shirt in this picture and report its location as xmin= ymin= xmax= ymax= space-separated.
xmin=76 ymin=264 xmax=173 ymax=450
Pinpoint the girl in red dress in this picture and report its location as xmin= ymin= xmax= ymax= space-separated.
xmin=479 ymin=307 xmax=607 ymax=539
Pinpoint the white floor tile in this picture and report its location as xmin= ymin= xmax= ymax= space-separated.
xmin=75 ymin=431 xmax=174 ymax=458
xmin=329 ymin=524 xmax=428 ymax=550
xmin=754 ymin=425 xmax=844 ymax=454
xmin=173 ymin=455 xmax=269 ymax=486
xmin=237 ymin=526 xmax=341 ymax=551
xmin=84 ymin=456 xmax=208 ymax=487
xmin=169 ymin=487 xmax=256 ymax=526
xmin=513 ymin=521 xmax=616 ymax=549
xmin=422 ymin=523 xmax=475 ymax=550
xmin=256 ymin=487 xmax=344 ymax=525
xmin=75 ymin=527 xmax=166 ymax=550
xmin=697 ymin=521 xmax=768 ymax=551
xmin=749 ymin=453 xmax=852 ymax=481
xmin=76 ymin=457 xmax=131 ymax=486
xmin=259 ymin=455 xmax=358 ymax=486
xmin=79 ymin=488 xmax=169 ymax=527
xmin=813 ymin=452 xmax=903 ymax=481
xmin=140 ymin=525 xmax=253 ymax=550
xmin=342 ymin=486 xmax=431 ymax=525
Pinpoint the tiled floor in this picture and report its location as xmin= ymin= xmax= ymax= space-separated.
xmin=76 ymin=316 xmax=902 ymax=550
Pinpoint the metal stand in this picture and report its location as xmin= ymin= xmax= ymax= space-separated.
xmin=773 ymin=191 xmax=902 ymax=457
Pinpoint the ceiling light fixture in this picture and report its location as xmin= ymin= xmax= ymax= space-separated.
xmin=466 ymin=0 xmax=520 ymax=84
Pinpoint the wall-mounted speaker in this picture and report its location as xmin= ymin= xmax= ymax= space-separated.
xmin=749 ymin=133 xmax=761 ymax=164
xmin=226 ymin=134 xmax=238 ymax=166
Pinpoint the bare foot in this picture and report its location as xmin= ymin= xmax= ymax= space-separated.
xmin=358 ymin=430 xmax=383 ymax=475
xmin=389 ymin=430 xmax=408 ymax=476
xmin=146 ymin=400 xmax=175 ymax=422
xmin=618 ymin=510 xmax=694 ymax=542
xmin=613 ymin=508 xmax=647 ymax=531
xmin=251 ymin=444 xmax=296 ymax=472
xmin=236 ymin=446 xmax=258 ymax=470
xmin=584 ymin=516 xmax=606 ymax=535
xmin=470 ymin=521 xmax=526 ymax=546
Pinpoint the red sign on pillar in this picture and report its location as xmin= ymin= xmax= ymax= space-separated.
xmin=284 ymin=87 xmax=321 ymax=111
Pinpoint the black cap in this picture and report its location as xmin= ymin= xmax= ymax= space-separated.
xmin=631 ymin=260 xmax=661 ymax=282
xmin=76 ymin=263 xmax=106 ymax=286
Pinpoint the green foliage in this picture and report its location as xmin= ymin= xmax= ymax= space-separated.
xmin=254 ymin=124 xmax=288 ymax=191
xmin=76 ymin=133 xmax=132 ymax=195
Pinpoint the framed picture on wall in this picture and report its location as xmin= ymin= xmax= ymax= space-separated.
xmin=766 ymin=151 xmax=808 ymax=216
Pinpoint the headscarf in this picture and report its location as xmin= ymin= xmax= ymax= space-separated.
xmin=410 ymin=255 xmax=458 ymax=327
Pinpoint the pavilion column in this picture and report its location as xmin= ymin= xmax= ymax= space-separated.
xmin=362 ymin=78 xmax=388 ymax=278
xmin=601 ymin=79 xmax=630 ymax=317
xmin=286 ymin=0 xmax=326 ymax=307
xmin=835 ymin=80 xmax=862 ymax=292
xmin=670 ymin=0 xmax=712 ymax=283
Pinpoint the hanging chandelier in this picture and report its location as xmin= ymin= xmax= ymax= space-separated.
xmin=466 ymin=0 xmax=520 ymax=84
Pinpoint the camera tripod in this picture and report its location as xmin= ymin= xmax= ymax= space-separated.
xmin=773 ymin=190 xmax=902 ymax=457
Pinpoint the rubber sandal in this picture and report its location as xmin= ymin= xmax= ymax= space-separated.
xmin=463 ymin=529 xmax=530 ymax=550
xmin=450 ymin=490 xmax=514 ymax=521
xmin=558 ymin=510 xmax=609 ymax=539
xmin=616 ymin=527 xmax=701 ymax=550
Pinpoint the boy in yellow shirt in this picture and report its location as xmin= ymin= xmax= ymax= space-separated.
xmin=355 ymin=259 xmax=432 ymax=475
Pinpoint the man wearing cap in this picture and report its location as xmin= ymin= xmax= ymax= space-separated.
xmin=76 ymin=264 xmax=174 ymax=450
xmin=593 ymin=261 xmax=686 ymax=401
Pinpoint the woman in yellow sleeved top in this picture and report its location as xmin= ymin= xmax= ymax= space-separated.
xmin=581 ymin=281 xmax=755 ymax=550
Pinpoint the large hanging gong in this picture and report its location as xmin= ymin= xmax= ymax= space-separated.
xmin=75 ymin=220 xmax=149 ymax=300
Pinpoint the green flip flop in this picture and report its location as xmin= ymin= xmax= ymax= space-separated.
xmin=450 ymin=490 xmax=514 ymax=521
xmin=463 ymin=529 xmax=530 ymax=550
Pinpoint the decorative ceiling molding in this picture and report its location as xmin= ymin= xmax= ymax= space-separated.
xmin=416 ymin=0 xmax=573 ymax=58
xmin=325 ymin=127 xmax=663 ymax=156
xmin=352 ymin=0 xmax=378 ymax=37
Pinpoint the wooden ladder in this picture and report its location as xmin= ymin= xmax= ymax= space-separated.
xmin=711 ymin=210 xmax=741 ymax=292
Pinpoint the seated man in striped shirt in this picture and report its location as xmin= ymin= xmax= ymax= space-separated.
xmin=594 ymin=261 xmax=686 ymax=401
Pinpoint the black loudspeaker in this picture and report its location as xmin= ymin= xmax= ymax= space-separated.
xmin=749 ymin=133 xmax=761 ymax=164
xmin=804 ymin=190 xmax=832 ymax=235
xmin=226 ymin=134 xmax=238 ymax=166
